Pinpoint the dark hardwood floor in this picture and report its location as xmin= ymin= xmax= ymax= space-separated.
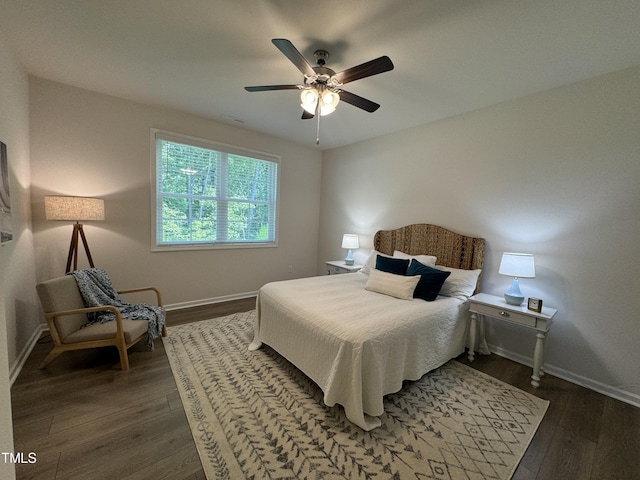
xmin=11 ymin=297 xmax=640 ymax=479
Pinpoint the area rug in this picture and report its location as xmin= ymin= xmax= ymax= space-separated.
xmin=165 ymin=311 xmax=548 ymax=480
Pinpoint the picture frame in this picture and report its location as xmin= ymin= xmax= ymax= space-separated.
xmin=0 ymin=141 xmax=12 ymax=244
xmin=527 ymin=297 xmax=543 ymax=313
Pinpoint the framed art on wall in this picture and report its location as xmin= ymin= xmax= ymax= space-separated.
xmin=0 ymin=141 xmax=12 ymax=244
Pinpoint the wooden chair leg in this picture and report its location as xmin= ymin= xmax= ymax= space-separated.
xmin=162 ymin=324 xmax=167 ymax=337
xmin=117 ymin=347 xmax=130 ymax=371
xmin=39 ymin=348 xmax=64 ymax=369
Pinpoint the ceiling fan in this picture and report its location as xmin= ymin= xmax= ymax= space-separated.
xmin=245 ymin=39 xmax=394 ymax=143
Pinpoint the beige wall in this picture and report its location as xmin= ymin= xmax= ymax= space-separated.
xmin=319 ymin=66 xmax=640 ymax=406
xmin=29 ymin=78 xmax=322 ymax=307
xmin=4 ymin=48 xmax=639 ymax=474
xmin=0 ymin=30 xmax=34 ymax=480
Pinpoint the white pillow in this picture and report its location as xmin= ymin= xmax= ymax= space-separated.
xmin=435 ymin=266 xmax=482 ymax=298
xmin=365 ymin=268 xmax=421 ymax=300
xmin=393 ymin=250 xmax=437 ymax=266
xmin=360 ymin=250 xmax=394 ymax=275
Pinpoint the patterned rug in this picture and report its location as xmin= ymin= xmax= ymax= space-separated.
xmin=164 ymin=311 xmax=548 ymax=480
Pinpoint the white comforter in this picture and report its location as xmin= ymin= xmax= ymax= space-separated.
xmin=249 ymin=272 xmax=469 ymax=430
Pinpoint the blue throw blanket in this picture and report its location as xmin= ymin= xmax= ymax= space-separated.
xmin=69 ymin=268 xmax=165 ymax=349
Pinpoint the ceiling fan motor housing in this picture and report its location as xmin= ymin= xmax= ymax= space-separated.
xmin=310 ymin=50 xmax=337 ymax=85
xmin=314 ymin=49 xmax=330 ymax=66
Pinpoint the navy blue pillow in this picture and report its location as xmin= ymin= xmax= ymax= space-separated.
xmin=407 ymin=259 xmax=451 ymax=301
xmin=375 ymin=255 xmax=410 ymax=275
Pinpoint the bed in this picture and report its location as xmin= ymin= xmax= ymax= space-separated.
xmin=249 ymin=224 xmax=486 ymax=430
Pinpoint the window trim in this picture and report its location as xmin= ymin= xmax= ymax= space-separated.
xmin=150 ymin=129 xmax=280 ymax=251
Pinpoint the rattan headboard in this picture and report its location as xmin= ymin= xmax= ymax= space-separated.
xmin=373 ymin=224 xmax=486 ymax=293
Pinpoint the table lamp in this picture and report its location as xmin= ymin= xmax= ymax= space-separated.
xmin=498 ymin=252 xmax=535 ymax=305
xmin=341 ymin=234 xmax=359 ymax=266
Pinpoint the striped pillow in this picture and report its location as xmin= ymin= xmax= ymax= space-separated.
xmin=365 ymin=268 xmax=420 ymax=300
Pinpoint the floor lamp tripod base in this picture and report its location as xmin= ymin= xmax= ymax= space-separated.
xmin=66 ymin=222 xmax=96 ymax=273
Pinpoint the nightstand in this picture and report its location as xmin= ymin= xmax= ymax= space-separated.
xmin=468 ymin=292 xmax=557 ymax=388
xmin=325 ymin=260 xmax=363 ymax=275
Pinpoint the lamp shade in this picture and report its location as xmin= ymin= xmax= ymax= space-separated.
xmin=498 ymin=252 xmax=535 ymax=278
xmin=45 ymin=196 xmax=105 ymax=221
xmin=341 ymin=234 xmax=359 ymax=249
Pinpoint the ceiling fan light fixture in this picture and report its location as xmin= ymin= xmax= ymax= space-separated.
xmin=321 ymin=90 xmax=340 ymax=115
xmin=300 ymin=86 xmax=340 ymax=116
xmin=300 ymin=88 xmax=318 ymax=114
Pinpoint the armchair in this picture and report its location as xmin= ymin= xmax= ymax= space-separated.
xmin=36 ymin=275 xmax=167 ymax=370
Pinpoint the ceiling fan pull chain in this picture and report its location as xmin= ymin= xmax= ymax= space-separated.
xmin=316 ymin=100 xmax=321 ymax=145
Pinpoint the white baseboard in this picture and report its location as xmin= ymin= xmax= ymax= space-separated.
xmin=9 ymin=292 xmax=258 ymax=386
xmin=164 ymin=291 xmax=258 ymax=311
xmin=488 ymin=343 xmax=640 ymax=409
xmin=15 ymin=304 xmax=637 ymax=411
xmin=9 ymin=323 xmax=48 ymax=387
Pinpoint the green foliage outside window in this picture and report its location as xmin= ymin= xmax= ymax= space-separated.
xmin=155 ymin=133 xmax=278 ymax=247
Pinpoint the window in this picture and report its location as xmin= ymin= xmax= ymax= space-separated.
xmin=152 ymin=130 xmax=279 ymax=250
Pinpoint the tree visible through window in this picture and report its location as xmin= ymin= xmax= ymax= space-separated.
xmin=153 ymin=130 xmax=278 ymax=248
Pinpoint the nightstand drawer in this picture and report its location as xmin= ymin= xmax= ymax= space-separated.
xmin=325 ymin=261 xmax=362 ymax=275
xmin=328 ymin=264 xmax=347 ymax=274
xmin=472 ymin=302 xmax=537 ymax=327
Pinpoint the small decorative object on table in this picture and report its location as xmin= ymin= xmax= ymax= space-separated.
xmin=527 ymin=297 xmax=543 ymax=313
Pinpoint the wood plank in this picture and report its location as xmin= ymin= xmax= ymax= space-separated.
xmin=590 ymin=397 xmax=640 ymax=479
xmin=166 ymin=297 xmax=256 ymax=327
xmin=14 ymin=451 xmax=59 ymax=480
xmin=119 ymin=444 xmax=204 ymax=480
xmin=535 ymin=426 xmax=595 ymax=479
xmin=11 ymin=300 xmax=640 ymax=480
xmin=54 ymin=409 xmax=193 ymax=480
xmin=515 ymin=415 xmax=557 ymax=477
xmin=558 ymin=387 xmax=605 ymax=443
xmin=15 ymin=392 xmax=172 ymax=454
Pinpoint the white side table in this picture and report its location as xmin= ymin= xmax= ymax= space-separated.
xmin=468 ymin=292 xmax=557 ymax=388
xmin=325 ymin=260 xmax=363 ymax=275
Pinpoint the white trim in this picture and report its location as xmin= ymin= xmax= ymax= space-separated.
xmin=9 ymin=292 xmax=258 ymax=385
xmin=488 ymin=343 xmax=640 ymax=409
xmin=151 ymin=242 xmax=277 ymax=253
xmin=150 ymin=128 xmax=280 ymax=251
xmin=163 ymin=291 xmax=257 ymax=311
xmin=9 ymin=323 xmax=48 ymax=386
xmin=10 ymin=312 xmax=639 ymax=412
xmin=153 ymin=129 xmax=280 ymax=163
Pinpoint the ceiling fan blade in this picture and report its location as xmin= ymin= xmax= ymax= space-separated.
xmin=335 ymin=56 xmax=394 ymax=84
xmin=302 ymin=110 xmax=314 ymax=119
xmin=272 ymin=38 xmax=316 ymax=77
xmin=244 ymin=84 xmax=299 ymax=92
xmin=339 ymin=90 xmax=381 ymax=113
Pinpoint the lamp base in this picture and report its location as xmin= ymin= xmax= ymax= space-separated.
xmin=66 ymin=222 xmax=96 ymax=273
xmin=504 ymin=277 xmax=524 ymax=305
xmin=344 ymin=249 xmax=354 ymax=266
xmin=504 ymin=293 xmax=525 ymax=306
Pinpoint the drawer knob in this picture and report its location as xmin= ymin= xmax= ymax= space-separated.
xmin=499 ymin=310 xmax=510 ymax=317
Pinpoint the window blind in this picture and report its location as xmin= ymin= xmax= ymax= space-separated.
xmin=152 ymin=129 xmax=279 ymax=249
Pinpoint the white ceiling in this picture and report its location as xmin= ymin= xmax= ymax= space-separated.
xmin=1 ymin=0 xmax=639 ymax=150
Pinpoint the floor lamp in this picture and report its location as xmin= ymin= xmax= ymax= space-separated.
xmin=44 ymin=196 xmax=105 ymax=273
